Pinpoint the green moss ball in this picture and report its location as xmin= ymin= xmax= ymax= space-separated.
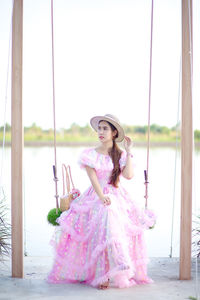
xmin=47 ymin=208 xmax=62 ymax=226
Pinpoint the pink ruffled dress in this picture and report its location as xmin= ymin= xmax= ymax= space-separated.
xmin=47 ymin=147 xmax=153 ymax=288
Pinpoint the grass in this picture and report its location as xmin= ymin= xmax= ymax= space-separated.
xmin=0 ymin=192 xmax=11 ymax=263
xmin=192 ymin=214 xmax=200 ymax=258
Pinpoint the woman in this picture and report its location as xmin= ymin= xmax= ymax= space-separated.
xmin=47 ymin=114 xmax=153 ymax=289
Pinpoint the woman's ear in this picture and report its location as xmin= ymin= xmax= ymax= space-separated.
xmin=113 ymin=130 xmax=118 ymax=138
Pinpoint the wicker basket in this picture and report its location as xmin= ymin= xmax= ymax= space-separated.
xmin=59 ymin=164 xmax=80 ymax=212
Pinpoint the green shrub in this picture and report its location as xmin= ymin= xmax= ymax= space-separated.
xmin=194 ymin=130 xmax=200 ymax=141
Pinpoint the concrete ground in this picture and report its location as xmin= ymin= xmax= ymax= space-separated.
xmin=0 ymin=257 xmax=199 ymax=300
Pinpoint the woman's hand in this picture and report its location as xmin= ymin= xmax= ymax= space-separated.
xmin=100 ymin=195 xmax=111 ymax=206
xmin=123 ymin=136 xmax=132 ymax=153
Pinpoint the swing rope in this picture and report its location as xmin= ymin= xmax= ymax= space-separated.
xmin=169 ymin=55 xmax=181 ymax=258
xmin=0 ymin=0 xmax=14 ymax=188
xmin=49 ymin=0 xmax=154 ymax=211
xmin=51 ymin=0 xmax=59 ymax=212
xmin=144 ymin=0 xmax=154 ymax=209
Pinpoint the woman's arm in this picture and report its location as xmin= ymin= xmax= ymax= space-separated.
xmin=121 ymin=136 xmax=134 ymax=180
xmin=121 ymin=153 xmax=134 ymax=180
xmin=85 ymin=166 xmax=111 ymax=205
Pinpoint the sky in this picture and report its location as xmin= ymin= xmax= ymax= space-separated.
xmin=0 ymin=0 xmax=200 ymax=130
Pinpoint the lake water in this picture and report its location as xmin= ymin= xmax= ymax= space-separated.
xmin=1 ymin=146 xmax=200 ymax=258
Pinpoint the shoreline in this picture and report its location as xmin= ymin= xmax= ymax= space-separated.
xmin=3 ymin=141 xmax=200 ymax=148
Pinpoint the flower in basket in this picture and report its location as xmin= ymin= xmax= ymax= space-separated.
xmin=71 ymin=188 xmax=81 ymax=199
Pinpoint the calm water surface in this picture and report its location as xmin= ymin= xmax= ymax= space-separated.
xmin=1 ymin=146 xmax=200 ymax=257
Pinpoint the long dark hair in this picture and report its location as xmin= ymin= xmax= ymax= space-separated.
xmin=99 ymin=120 xmax=122 ymax=188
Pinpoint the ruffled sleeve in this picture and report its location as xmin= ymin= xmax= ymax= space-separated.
xmin=119 ymin=151 xmax=135 ymax=169
xmin=78 ymin=148 xmax=96 ymax=169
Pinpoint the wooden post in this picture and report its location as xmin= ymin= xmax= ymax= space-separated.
xmin=11 ymin=0 xmax=24 ymax=278
xmin=180 ymin=0 xmax=193 ymax=280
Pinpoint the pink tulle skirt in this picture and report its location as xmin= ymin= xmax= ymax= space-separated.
xmin=47 ymin=184 xmax=154 ymax=288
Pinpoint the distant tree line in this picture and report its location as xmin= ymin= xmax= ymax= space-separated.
xmin=1 ymin=122 xmax=200 ymax=141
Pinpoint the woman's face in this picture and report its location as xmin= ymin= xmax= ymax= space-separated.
xmin=97 ymin=121 xmax=117 ymax=143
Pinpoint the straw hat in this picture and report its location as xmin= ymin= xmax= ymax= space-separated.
xmin=90 ymin=114 xmax=125 ymax=142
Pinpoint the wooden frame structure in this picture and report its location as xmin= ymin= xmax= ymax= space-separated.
xmin=11 ymin=0 xmax=23 ymax=278
xmin=180 ymin=0 xmax=193 ymax=280
xmin=11 ymin=0 xmax=193 ymax=280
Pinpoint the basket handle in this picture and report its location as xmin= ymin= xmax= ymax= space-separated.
xmin=62 ymin=164 xmax=71 ymax=195
xmin=66 ymin=165 xmax=75 ymax=190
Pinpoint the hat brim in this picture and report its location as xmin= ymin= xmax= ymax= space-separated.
xmin=90 ymin=115 xmax=125 ymax=142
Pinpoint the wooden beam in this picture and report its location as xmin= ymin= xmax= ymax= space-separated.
xmin=11 ymin=0 xmax=24 ymax=278
xmin=180 ymin=0 xmax=193 ymax=280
